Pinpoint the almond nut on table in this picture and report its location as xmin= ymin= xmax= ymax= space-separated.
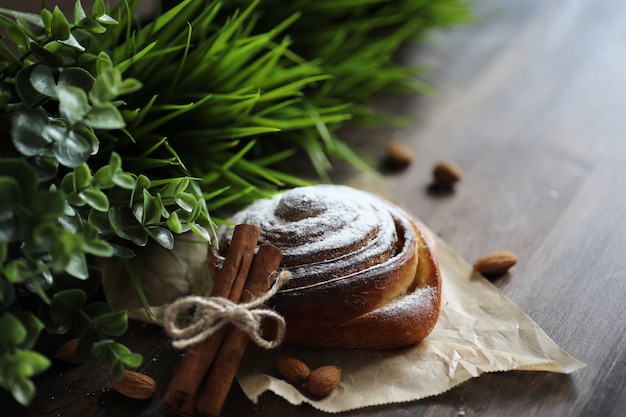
xmin=386 ymin=139 xmax=415 ymax=167
xmin=54 ymin=338 xmax=79 ymax=363
xmin=305 ymin=365 xmax=342 ymax=397
xmin=110 ymin=370 xmax=158 ymax=400
xmin=274 ymin=357 xmax=311 ymax=385
xmin=473 ymin=250 xmax=518 ymax=276
xmin=433 ymin=160 xmax=463 ymax=186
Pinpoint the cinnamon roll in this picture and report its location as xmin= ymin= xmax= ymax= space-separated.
xmin=208 ymin=185 xmax=442 ymax=349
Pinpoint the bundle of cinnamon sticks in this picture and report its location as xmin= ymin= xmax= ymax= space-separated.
xmin=163 ymin=224 xmax=283 ymax=417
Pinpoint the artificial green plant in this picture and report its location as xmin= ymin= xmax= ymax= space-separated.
xmin=0 ymin=0 xmax=470 ymax=405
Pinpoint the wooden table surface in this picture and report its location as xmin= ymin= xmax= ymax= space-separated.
xmin=4 ymin=0 xmax=626 ymax=416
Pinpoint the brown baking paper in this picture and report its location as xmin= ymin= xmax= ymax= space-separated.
xmin=234 ymin=227 xmax=585 ymax=413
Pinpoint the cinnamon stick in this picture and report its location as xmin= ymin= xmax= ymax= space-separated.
xmin=194 ymin=244 xmax=283 ymax=417
xmin=163 ymin=224 xmax=260 ymax=412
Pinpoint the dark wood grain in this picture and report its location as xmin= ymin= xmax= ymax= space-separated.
xmin=3 ymin=0 xmax=626 ymax=416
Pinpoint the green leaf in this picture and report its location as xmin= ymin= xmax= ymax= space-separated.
xmin=73 ymin=163 xmax=92 ymax=191
xmin=0 ymin=219 xmax=18 ymax=249
xmin=0 ymin=80 xmax=12 ymax=106
xmin=47 ymin=127 xmax=93 ymax=168
xmin=73 ymin=0 xmax=87 ymax=23
xmin=92 ymin=0 xmax=106 ymax=18
xmin=120 ymin=353 xmax=142 ymax=368
xmin=108 ymin=207 xmax=149 ymax=246
xmin=112 ymin=172 xmax=135 ymax=189
xmin=93 ymin=166 xmax=114 ymax=188
xmin=75 ymin=326 xmax=98 ymax=361
xmin=147 ymin=226 xmax=174 ymax=249
xmin=14 ymin=312 xmax=44 ymax=350
xmin=58 ymin=67 xmax=95 ymax=92
xmin=0 ymin=39 xmax=20 ymax=76
xmin=89 ymin=67 xmax=120 ymax=103
xmin=29 ymin=190 xmax=65 ymax=220
xmin=3 ymin=259 xmax=32 ymax=284
xmin=131 ymin=175 xmax=151 ymax=203
xmin=109 ymin=359 xmax=125 ymax=381
xmin=58 ymin=212 xmax=81 ymax=234
xmin=166 ymin=211 xmax=184 ymax=234
xmin=165 ymin=177 xmax=190 ymax=197
xmin=32 ymin=155 xmax=59 ymax=181
xmin=95 ymin=13 xmax=118 ymax=25
xmin=42 ymin=124 xmax=70 ymax=146
xmin=83 ymin=238 xmax=113 ymax=257
xmin=59 ymin=34 xmax=84 ymax=51
xmin=51 ymin=6 xmax=71 ymax=40
xmin=93 ymin=310 xmax=127 ymax=336
xmin=0 ymin=177 xmax=21 ymax=212
xmin=83 ymin=221 xmax=99 ymax=241
xmin=74 ymin=126 xmax=99 ymax=153
xmin=108 ymin=151 xmax=123 ymax=174
xmin=84 ymin=103 xmax=125 ymax=129
xmin=66 ymin=252 xmax=89 ymax=279
xmin=0 ymin=276 xmax=16 ymax=309
xmin=40 ymin=9 xmax=52 ymax=32
xmin=175 ymin=193 xmax=197 ymax=212
xmin=155 ymin=193 xmax=169 ymax=218
xmin=7 ymin=24 xmax=29 ymax=49
xmin=57 ymin=86 xmax=90 ymax=124
xmin=0 ymin=158 xmax=38 ymax=198
xmin=189 ymin=223 xmax=212 ymax=242
xmin=83 ymin=301 xmax=113 ymax=318
xmin=52 ymin=142 xmax=91 ymax=168
xmin=109 ymin=243 xmax=135 ymax=259
xmin=91 ymin=338 xmax=113 ymax=357
xmin=0 ymin=312 xmax=26 ymax=346
xmin=45 ymin=126 xmax=96 ymax=168
xmin=15 ymin=350 xmax=50 ymax=377
xmin=117 ymin=78 xmax=142 ymax=95
xmin=0 ymin=245 xmax=8 ymax=270
xmin=9 ymin=376 xmax=35 ymax=406
xmin=15 ymin=65 xmax=49 ymax=107
xmin=37 ymin=303 xmax=65 ymax=334
xmin=88 ymin=208 xmax=112 ymax=234
xmin=95 ymin=51 xmax=113 ymax=75
xmin=50 ymin=289 xmax=87 ymax=326
xmin=141 ymin=189 xmax=161 ymax=223
xmin=29 ymin=42 xmax=65 ymax=67
xmin=76 ymin=16 xmax=105 ymax=33
xmin=15 ymin=350 xmax=51 ymax=376
xmin=29 ymin=65 xmax=57 ymax=98
xmin=116 ymin=41 xmax=157 ymax=74
xmin=79 ymin=188 xmax=109 ymax=212
xmin=32 ymin=221 xmax=60 ymax=249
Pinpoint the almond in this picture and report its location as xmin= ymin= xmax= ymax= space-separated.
xmin=305 ymin=365 xmax=342 ymax=397
xmin=55 ymin=338 xmax=79 ymax=363
xmin=110 ymin=370 xmax=157 ymax=400
xmin=433 ymin=160 xmax=463 ymax=186
xmin=386 ymin=140 xmax=415 ymax=167
xmin=274 ymin=357 xmax=311 ymax=385
xmin=473 ymin=250 xmax=518 ymax=276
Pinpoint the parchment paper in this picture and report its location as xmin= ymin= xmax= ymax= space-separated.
xmin=235 ymin=233 xmax=585 ymax=412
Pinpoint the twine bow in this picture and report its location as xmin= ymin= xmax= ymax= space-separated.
xmin=163 ymin=271 xmax=291 ymax=350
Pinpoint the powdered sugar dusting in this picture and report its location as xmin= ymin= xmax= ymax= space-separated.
xmin=219 ymin=185 xmax=416 ymax=289
xmin=375 ymin=286 xmax=438 ymax=321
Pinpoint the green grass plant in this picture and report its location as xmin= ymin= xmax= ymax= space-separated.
xmin=0 ymin=0 xmax=470 ymax=405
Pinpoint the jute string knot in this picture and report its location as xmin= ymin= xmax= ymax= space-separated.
xmin=163 ymin=270 xmax=291 ymax=350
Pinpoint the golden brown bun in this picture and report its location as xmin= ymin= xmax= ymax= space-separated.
xmin=208 ymin=185 xmax=442 ymax=349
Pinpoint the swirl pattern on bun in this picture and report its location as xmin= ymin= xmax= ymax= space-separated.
xmin=209 ymin=185 xmax=442 ymax=349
